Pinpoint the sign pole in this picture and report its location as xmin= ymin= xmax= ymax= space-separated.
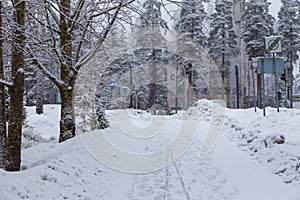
xmin=251 ymin=59 xmax=257 ymax=112
xmin=262 ymin=59 xmax=266 ymax=116
xmin=284 ymin=66 xmax=288 ymax=107
xmin=264 ymin=36 xmax=282 ymax=114
xmin=273 ymin=53 xmax=279 ymax=112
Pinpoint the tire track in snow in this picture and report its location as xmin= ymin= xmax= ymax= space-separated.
xmin=171 ymin=156 xmax=191 ymax=200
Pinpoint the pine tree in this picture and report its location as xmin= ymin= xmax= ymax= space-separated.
xmin=207 ymin=0 xmax=237 ymax=64
xmin=277 ymin=0 xmax=300 ymax=108
xmin=134 ymin=0 xmax=168 ymax=112
xmin=174 ymin=0 xmax=208 ymax=108
xmin=242 ymin=0 xmax=275 ymax=58
xmin=175 ymin=0 xmax=207 ymax=47
xmin=207 ymin=0 xmax=237 ymax=106
xmin=242 ymin=0 xmax=274 ymax=108
xmin=135 ymin=0 xmax=168 ymax=47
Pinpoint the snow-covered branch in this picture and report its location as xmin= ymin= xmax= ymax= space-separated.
xmin=0 ymin=79 xmax=13 ymax=87
xmin=26 ymin=11 xmax=60 ymax=34
xmin=75 ymin=2 xmax=125 ymax=70
xmin=27 ymin=47 xmax=65 ymax=89
xmin=90 ymin=0 xmax=136 ymax=19
xmin=0 ymin=68 xmax=25 ymax=87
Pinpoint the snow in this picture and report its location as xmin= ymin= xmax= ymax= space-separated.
xmin=0 ymin=101 xmax=299 ymax=200
xmin=22 ymin=105 xmax=60 ymax=149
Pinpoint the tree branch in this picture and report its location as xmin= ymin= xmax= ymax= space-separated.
xmin=27 ymin=47 xmax=65 ymax=89
xmin=75 ymin=1 xmax=125 ymax=70
xmin=0 ymin=79 xmax=13 ymax=87
xmin=90 ymin=0 xmax=136 ymax=19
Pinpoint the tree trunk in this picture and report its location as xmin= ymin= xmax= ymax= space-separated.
xmin=36 ymin=88 xmax=43 ymax=115
xmin=59 ymin=87 xmax=76 ymax=142
xmin=5 ymin=0 xmax=26 ymax=171
xmin=58 ymin=0 xmax=76 ymax=142
xmin=0 ymin=1 xmax=6 ymax=169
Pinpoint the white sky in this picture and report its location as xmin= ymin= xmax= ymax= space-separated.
xmin=269 ymin=0 xmax=282 ymax=19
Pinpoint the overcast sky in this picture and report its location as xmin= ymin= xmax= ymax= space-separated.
xmin=269 ymin=0 xmax=282 ymax=19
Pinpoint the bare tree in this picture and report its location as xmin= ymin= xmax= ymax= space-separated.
xmin=0 ymin=0 xmax=26 ymax=171
xmin=27 ymin=0 xmax=136 ymax=142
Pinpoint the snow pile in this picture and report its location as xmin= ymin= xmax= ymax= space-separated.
xmin=108 ymin=109 xmax=152 ymax=128
xmin=1 ymin=138 xmax=111 ymax=200
xmin=22 ymin=105 xmax=60 ymax=149
xmin=225 ymin=107 xmax=300 ymax=184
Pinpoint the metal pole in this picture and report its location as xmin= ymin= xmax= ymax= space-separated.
xmin=273 ymin=54 xmax=279 ymax=112
xmin=262 ymin=59 xmax=266 ymax=116
xmin=289 ymin=51 xmax=293 ymax=108
xmin=135 ymin=89 xmax=138 ymax=109
xmin=130 ymin=65 xmax=133 ymax=96
xmin=235 ymin=65 xmax=240 ymax=108
xmin=251 ymin=60 xmax=257 ymax=112
xmin=184 ymin=68 xmax=187 ymax=110
xmin=110 ymin=87 xmax=113 ymax=110
xmin=175 ymin=65 xmax=178 ymax=114
xmin=284 ymin=66 xmax=288 ymax=107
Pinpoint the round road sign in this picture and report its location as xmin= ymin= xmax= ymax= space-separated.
xmin=120 ymin=86 xmax=130 ymax=97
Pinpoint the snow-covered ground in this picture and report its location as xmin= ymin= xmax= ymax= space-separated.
xmin=0 ymin=100 xmax=299 ymax=200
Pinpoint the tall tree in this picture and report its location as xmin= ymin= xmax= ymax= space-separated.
xmin=175 ymin=0 xmax=208 ymax=107
xmin=135 ymin=0 xmax=168 ymax=47
xmin=175 ymin=0 xmax=207 ymax=47
xmin=134 ymin=0 xmax=168 ymax=112
xmin=242 ymin=0 xmax=274 ymax=108
xmin=0 ymin=0 xmax=6 ymax=169
xmin=242 ymin=0 xmax=274 ymax=58
xmin=27 ymin=0 xmax=134 ymax=142
xmin=4 ymin=0 xmax=26 ymax=171
xmin=277 ymin=0 xmax=300 ymax=108
xmin=207 ymin=0 xmax=238 ymax=105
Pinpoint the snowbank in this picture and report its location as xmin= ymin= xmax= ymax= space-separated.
xmin=22 ymin=105 xmax=60 ymax=149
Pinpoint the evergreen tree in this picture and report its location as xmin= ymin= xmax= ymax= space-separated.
xmin=242 ymin=0 xmax=275 ymax=58
xmin=242 ymin=0 xmax=274 ymax=108
xmin=207 ymin=0 xmax=237 ymax=106
xmin=277 ymin=0 xmax=300 ymax=108
xmin=207 ymin=0 xmax=237 ymax=65
xmin=175 ymin=0 xmax=207 ymax=47
xmin=134 ymin=0 xmax=168 ymax=112
xmin=135 ymin=0 xmax=168 ymax=47
xmin=175 ymin=0 xmax=209 ymax=108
